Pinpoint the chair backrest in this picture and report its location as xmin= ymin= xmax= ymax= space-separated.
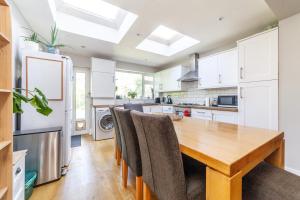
xmin=109 ymin=106 xmax=122 ymax=151
xmin=123 ymin=103 xmax=143 ymax=112
xmin=131 ymin=111 xmax=188 ymax=200
xmin=114 ymin=108 xmax=142 ymax=176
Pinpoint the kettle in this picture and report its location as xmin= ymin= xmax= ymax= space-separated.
xmin=166 ymin=95 xmax=173 ymax=104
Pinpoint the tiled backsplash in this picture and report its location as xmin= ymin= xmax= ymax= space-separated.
xmin=160 ymin=81 xmax=237 ymax=105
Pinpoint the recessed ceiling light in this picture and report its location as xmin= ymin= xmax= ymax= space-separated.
xmin=218 ymin=17 xmax=224 ymax=21
xmin=151 ymin=25 xmax=181 ymax=41
xmin=62 ymin=0 xmax=120 ymax=20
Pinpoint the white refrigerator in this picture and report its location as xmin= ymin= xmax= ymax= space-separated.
xmin=20 ymin=50 xmax=73 ymax=168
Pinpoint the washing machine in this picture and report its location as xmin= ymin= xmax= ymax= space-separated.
xmin=93 ymin=107 xmax=114 ymax=141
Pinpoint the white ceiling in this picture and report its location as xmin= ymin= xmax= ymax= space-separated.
xmin=13 ymin=0 xmax=277 ymax=67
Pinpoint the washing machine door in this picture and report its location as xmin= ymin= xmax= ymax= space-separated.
xmin=97 ymin=111 xmax=114 ymax=132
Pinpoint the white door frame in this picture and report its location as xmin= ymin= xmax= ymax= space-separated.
xmin=73 ymin=67 xmax=91 ymax=135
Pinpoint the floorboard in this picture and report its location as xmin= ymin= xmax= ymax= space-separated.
xmin=30 ymin=135 xmax=140 ymax=200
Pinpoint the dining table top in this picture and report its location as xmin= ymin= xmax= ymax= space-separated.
xmin=172 ymin=117 xmax=284 ymax=176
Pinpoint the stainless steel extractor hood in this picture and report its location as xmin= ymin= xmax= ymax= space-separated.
xmin=177 ymin=53 xmax=200 ymax=82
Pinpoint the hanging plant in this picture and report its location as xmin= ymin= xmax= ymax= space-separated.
xmin=13 ymin=88 xmax=53 ymax=116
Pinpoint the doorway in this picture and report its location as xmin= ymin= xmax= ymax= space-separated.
xmin=73 ymin=67 xmax=91 ymax=135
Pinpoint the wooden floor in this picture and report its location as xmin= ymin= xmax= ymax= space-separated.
xmin=30 ymin=135 xmax=139 ymax=200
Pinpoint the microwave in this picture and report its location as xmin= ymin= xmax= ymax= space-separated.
xmin=217 ymin=95 xmax=238 ymax=107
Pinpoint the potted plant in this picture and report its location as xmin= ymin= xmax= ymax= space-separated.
xmin=127 ymin=91 xmax=137 ymax=100
xmin=13 ymin=87 xmax=53 ymax=116
xmin=39 ymin=24 xmax=65 ymax=54
xmin=22 ymin=30 xmax=40 ymax=51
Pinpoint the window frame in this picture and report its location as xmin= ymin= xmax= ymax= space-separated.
xmin=115 ymin=69 xmax=155 ymax=100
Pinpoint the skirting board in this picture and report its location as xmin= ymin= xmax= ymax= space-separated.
xmin=285 ymin=167 xmax=300 ymax=176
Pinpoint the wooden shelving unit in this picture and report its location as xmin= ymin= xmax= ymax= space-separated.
xmin=0 ymin=1 xmax=12 ymax=200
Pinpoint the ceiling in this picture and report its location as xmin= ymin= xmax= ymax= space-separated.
xmin=265 ymin=0 xmax=300 ymax=20
xmin=13 ymin=0 xmax=277 ymax=67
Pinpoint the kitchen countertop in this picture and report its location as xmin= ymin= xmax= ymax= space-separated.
xmin=13 ymin=150 xmax=27 ymax=165
xmin=172 ymin=105 xmax=238 ymax=112
xmin=14 ymin=126 xmax=63 ymax=136
xmin=93 ymin=103 xmax=238 ymax=112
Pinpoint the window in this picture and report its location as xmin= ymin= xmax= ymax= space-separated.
xmin=75 ymin=72 xmax=86 ymax=120
xmin=115 ymin=71 xmax=154 ymax=99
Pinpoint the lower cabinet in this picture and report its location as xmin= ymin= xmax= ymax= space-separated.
xmin=162 ymin=106 xmax=173 ymax=114
xmin=191 ymin=108 xmax=238 ymax=124
xmin=191 ymin=109 xmax=213 ymax=120
xmin=143 ymin=105 xmax=163 ymax=113
xmin=238 ymin=80 xmax=278 ymax=130
xmin=13 ymin=152 xmax=26 ymax=200
xmin=212 ymin=110 xmax=238 ymax=124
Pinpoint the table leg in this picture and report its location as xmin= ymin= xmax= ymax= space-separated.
xmin=265 ymin=139 xmax=285 ymax=169
xmin=206 ymin=167 xmax=242 ymax=200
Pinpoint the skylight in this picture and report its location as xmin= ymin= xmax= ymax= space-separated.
xmin=62 ymin=0 xmax=120 ymax=20
xmin=136 ymin=25 xmax=200 ymax=56
xmin=151 ymin=25 xmax=181 ymax=41
xmin=50 ymin=0 xmax=138 ymax=44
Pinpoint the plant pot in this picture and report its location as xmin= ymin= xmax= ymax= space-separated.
xmin=23 ymin=41 xmax=40 ymax=51
xmin=47 ymin=46 xmax=60 ymax=54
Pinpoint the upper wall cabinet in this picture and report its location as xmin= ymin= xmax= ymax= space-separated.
xmin=155 ymin=65 xmax=187 ymax=92
xmin=237 ymin=28 xmax=278 ymax=83
xmin=91 ymin=57 xmax=116 ymax=73
xmin=91 ymin=58 xmax=116 ymax=98
xmin=198 ymin=48 xmax=238 ymax=89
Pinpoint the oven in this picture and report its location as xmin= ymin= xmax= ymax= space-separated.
xmin=217 ymin=95 xmax=238 ymax=107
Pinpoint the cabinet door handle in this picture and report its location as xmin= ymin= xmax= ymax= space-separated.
xmin=240 ymin=87 xmax=243 ymax=99
xmin=198 ymin=78 xmax=201 ymax=86
xmin=218 ymin=74 xmax=221 ymax=83
xmin=15 ymin=167 xmax=21 ymax=176
xmin=240 ymin=67 xmax=243 ymax=79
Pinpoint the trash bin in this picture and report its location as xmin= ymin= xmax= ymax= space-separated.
xmin=25 ymin=171 xmax=37 ymax=200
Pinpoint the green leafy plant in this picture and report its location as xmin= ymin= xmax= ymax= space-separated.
xmin=23 ymin=32 xmax=39 ymax=42
xmin=39 ymin=23 xmax=65 ymax=49
xmin=127 ymin=91 xmax=137 ymax=99
xmin=13 ymin=88 xmax=53 ymax=116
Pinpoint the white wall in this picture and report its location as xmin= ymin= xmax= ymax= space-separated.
xmin=279 ymin=12 xmax=300 ymax=175
xmin=66 ymin=52 xmax=158 ymax=73
xmin=8 ymin=0 xmax=31 ymax=131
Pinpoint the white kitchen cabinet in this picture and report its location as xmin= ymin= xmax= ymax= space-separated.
xmin=13 ymin=151 xmax=26 ymax=200
xmin=162 ymin=106 xmax=174 ymax=114
xmin=155 ymin=65 xmax=186 ymax=92
xmin=198 ymin=56 xmax=219 ymax=88
xmin=218 ymin=49 xmax=238 ymax=87
xmin=191 ymin=109 xmax=212 ymax=120
xmin=91 ymin=72 xmax=115 ymax=98
xmin=91 ymin=57 xmax=116 ymax=73
xmin=198 ymin=48 xmax=238 ymax=89
xmin=143 ymin=106 xmax=151 ymax=113
xmin=212 ymin=110 xmax=238 ymax=124
xmin=90 ymin=58 xmax=116 ymax=98
xmin=238 ymin=28 xmax=278 ymax=83
xmin=238 ymin=80 xmax=278 ymax=130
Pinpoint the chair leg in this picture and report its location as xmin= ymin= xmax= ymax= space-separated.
xmin=122 ymin=159 xmax=128 ymax=188
xmin=143 ymin=182 xmax=151 ymax=200
xmin=114 ymin=139 xmax=117 ymax=160
xmin=136 ymin=176 xmax=143 ymax=200
xmin=116 ymin=147 xmax=121 ymax=166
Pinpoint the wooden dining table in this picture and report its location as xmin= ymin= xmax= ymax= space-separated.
xmin=172 ymin=117 xmax=284 ymax=200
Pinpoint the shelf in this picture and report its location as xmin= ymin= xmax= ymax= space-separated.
xmin=0 ymin=0 xmax=8 ymax=6
xmin=0 ymin=89 xmax=11 ymax=93
xmin=0 ymin=141 xmax=11 ymax=151
xmin=0 ymin=187 xmax=7 ymax=199
xmin=0 ymin=33 xmax=10 ymax=48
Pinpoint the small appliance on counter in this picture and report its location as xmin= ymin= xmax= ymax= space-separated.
xmin=166 ymin=95 xmax=173 ymax=104
xmin=155 ymin=97 xmax=161 ymax=104
xmin=217 ymin=95 xmax=238 ymax=107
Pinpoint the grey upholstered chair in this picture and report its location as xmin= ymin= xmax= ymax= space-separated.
xmin=243 ymin=161 xmax=300 ymax=200
xmin=109 ymin=106 xmax=122 ymax=166
xmin=131 ymin=111 xmax=206 ymax=200
xmin=114 ymin=108 xmax=143 ymax=200
xmin=123 ymin=103 xmax=143 ymax=112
